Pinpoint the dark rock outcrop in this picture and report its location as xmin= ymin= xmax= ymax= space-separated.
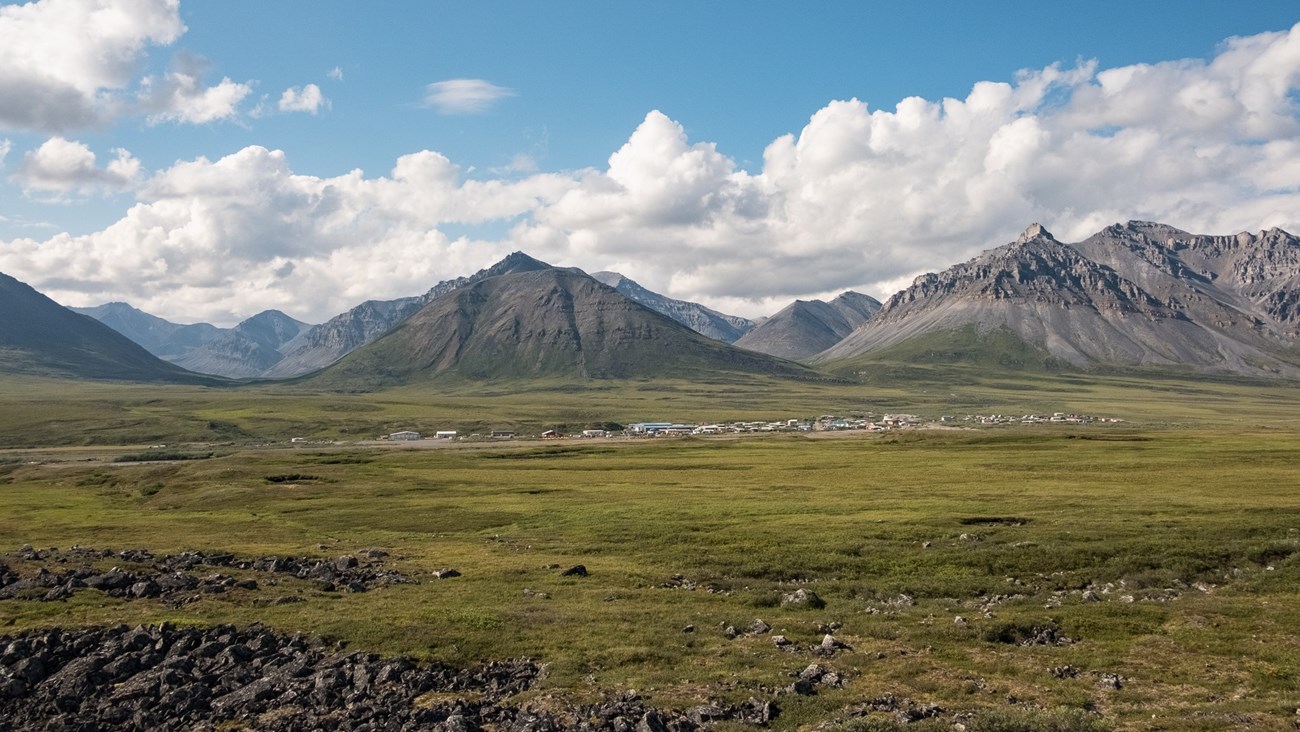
xmin=0 ymin=624 xmax=783 ymax=731
xmin=0 ymin=624 xmax=539 ymax=731
xmin=0 ymin=547 xmax=413 ymax=606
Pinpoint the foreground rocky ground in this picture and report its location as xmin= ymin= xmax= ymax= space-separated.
xmin=0 ymin=544 xmax=1133 ymax=730
xmin=0 ymin=547 xmax=787 ymax=728
xmin=0 ymin=545 xmax=414 ymax=605
xmin=0 ymin=623 xmax=785 ymax=731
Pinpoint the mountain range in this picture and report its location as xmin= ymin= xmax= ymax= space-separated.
xmin=817 ymin=222 xmax=1300 ymax=378
xmin=70 ymin=304 xmax=311 ymax=379
xmin=0 ymin=273 xmax=218 ymax=383
xmin=313 ymin=267 xmax=809 ymax=387
xmin=265 ymin=252 xmax=556 ymax=378
xmin=6 ymin=220 xmax=1299 ymax=385
xmin=734 ymin=291 xmax=881 ymax=360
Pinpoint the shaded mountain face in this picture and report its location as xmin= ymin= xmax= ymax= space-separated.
xmin=590 ymin=272 xmax=756 ymax=343
xmin=313 ymin=268 xmax=810 ymax=388
xmin=816 ymin=222 xmax=1300 ymax=377
xmin=168 ymin=310 xmax=311 ymax=379
xmin=266 ymin=252 xmax=552 ymax=378
xmin=70 ymin=302 xmax=182 ymax=352
xmin=0 ymin=273 xmax=215 ymax=383
xmin=76 ymin=302 xmax=312 ymax=379
xmin=235 ymin=310 xmax=310 ymax=351
xmin=733 ymin=291 xmax=881 ymax=361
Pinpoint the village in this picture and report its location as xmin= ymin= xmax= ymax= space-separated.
xmin=368 ymin=411 xmax=1123 ymax=443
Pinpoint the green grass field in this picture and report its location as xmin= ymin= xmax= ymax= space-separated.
xmin=3 ymin=395 xmax=1300 ymax=730
xmin=0 ymin=366 xmax=1297 ymax=450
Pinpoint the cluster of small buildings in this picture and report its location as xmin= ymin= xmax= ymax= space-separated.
xmin=382 ymin=430 xmax=459 ymax=441
xmin=963 ymin=412 xmax=1123 ymax=425
xmin=370 ymin=410 xmax=1122 ymax=444
xmin=627 ymin=414 xmax=924 ymax=436
xmin=816 ymin=414 xmax=923 ymax=430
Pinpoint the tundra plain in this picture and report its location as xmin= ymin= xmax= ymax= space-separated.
xmin=1 ymin=373 xmax=1299 ymax=729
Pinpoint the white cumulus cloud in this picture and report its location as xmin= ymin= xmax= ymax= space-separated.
xmin=0 ymin=0 xmax=184 ymax=133
xmin=139 ymin=57 xmax=252 ymax=125
xmin=15 ymin=137 xmax=141 ymax=196
xmin=422 ymin=79 xmax=514 ymax=115
xmin=515 ymin=23 xmax=1300 ymax=310
xmin=0 ymin=145 xmax=576 ymax=324
xmin=2 ymin=23 xmax=1300 ymax=324
xmin=278 ymin=83 xmax=328 ymax=114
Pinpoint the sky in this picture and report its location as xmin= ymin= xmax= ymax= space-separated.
xmin=1 ymin=1 xmax=1299 ymax=326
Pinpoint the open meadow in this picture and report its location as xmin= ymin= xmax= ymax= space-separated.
xmin=3 ymin=371 xmax=1300 ymax=730
xmin=0 ymin=366 xmax=1298 ymax=449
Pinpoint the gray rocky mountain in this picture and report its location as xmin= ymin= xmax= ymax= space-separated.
xmin=71 ymin=302 xmax=224 ymax=361
xmin=816 ymin=222 xmax=1300 ymax=377
xmin=589 ymin=272 xmax=756 ymax=343
xmin=312 ymin=267 xmax=810 ymax=388
xmin=265 ymin=252 xmax=552 ymax=378
xmin=169 ymin=310 xmax=312 ymax=379
xmin=70 ymin=302 xmax=183 ymax=352
xmin=1 ymin=273 xmax=216 ymax=383
xmin=76 ymin=302 xmax=312 ymax=379
xmin=733 ymin=291 xmax=882 ymax=361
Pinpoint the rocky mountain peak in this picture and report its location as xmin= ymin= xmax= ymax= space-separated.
xmin=1015 ymin=223 xmax=1054 ymax=245
xmin=421 ymin=252 xmax=553 ymax=302
xmin=590 ymin=271 xmax=627 ymax=288
xmin=498 ymin=251 xmax=548 ymax=269
xmin=734 ymin=291 xmax=879 ymax=361
xmin=313 ymin=267 xmax=803 ymax=385
xmin=818 ymin=221 xmax=1300 ymax=377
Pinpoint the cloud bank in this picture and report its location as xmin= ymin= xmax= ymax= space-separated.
xmin=2 ymin=23 xmax=1299 ymax=325
xmin=0 ymin=0 xmax=264 ymax=134
xmin=0 ymin=0 xmax=185 ymax=132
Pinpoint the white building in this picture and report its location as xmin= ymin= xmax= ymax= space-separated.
xmin=390 ymin=431 xmax=421 ymax=441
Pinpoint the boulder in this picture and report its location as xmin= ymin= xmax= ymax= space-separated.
xmin=84 ymin=569 xmax=134 ymax=592
xmin=780 ymin=588 xmax=825 ymax=609
xmin=819 ymin=634 xmax=852 ymax=653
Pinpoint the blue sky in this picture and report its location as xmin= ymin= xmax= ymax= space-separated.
xmin=1 ymin=1 xmax=1299 ymax=324
xmin=114 ymin=2 xmax=1300 ymax=177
